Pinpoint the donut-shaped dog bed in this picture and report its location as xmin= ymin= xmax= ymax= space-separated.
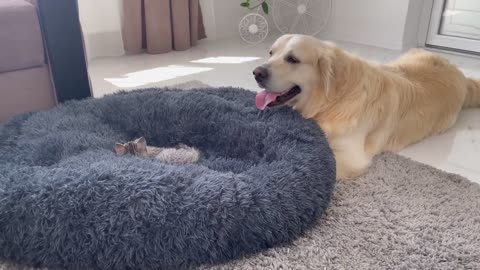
xmin=0 ymin=87 xmax=335 ymax=270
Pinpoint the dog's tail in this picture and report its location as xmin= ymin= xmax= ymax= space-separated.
xmin=464 ymin=78 xmax=480 ymax=108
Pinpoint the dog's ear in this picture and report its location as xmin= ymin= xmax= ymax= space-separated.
xmin=317 ymin=42 xmax=335 ymax=97
xmin=114 ymin=143 xmax=127 ymax=155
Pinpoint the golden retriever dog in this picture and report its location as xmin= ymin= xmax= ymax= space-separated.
xmin=253 ymin=34 xmax=480 ymax=180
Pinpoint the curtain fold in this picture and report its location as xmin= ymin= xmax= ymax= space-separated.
xmin=122 ymin=0 xmax=206 ymax=54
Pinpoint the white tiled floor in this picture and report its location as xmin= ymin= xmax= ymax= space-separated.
xmin=88 ymin=37 xmax=480 ymax=184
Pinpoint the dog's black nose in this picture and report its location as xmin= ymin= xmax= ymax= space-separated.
xmin=253 ymin=66 xmax=269 ymax=83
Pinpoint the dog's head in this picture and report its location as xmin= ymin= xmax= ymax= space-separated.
xmin=253 ymin=34 xmax=335 ymax=111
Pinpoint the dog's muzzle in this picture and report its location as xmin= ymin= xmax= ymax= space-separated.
xmin=253 ymin=66 xmax=269 ymax=86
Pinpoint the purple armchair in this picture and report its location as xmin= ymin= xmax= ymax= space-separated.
xmin=0 ymin=0 xmax=56 ymax=122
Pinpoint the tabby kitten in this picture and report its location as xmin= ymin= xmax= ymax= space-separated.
xmin=114 ymin=137 xmax=200 ymax=164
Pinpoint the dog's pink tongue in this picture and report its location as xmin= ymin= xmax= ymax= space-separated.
xmin=255 ymin=90 xmax=281 ymax=110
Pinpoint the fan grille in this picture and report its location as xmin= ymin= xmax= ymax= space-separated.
xmin=239 ymin=13 xmax=269 ymax=45
xmin=272 ymin=0 xmax=332 ymax=35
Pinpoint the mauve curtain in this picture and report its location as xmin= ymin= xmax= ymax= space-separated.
xmin=122 ymin=0 xmax=206 ymax=54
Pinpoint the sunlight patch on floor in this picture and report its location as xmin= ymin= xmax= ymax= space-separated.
xmin=191 ymin=56 xmax=261 ymax=64
xmin=104 ymin=65 xmax=213 ymax=88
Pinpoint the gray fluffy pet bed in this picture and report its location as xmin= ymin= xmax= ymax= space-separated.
xmin=0 ymin=87 xmax=335 ymax=270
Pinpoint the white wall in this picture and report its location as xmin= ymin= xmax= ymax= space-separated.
xmin=320 ymin=0 xmax=413 ymax=50
xmin=199 ymin=0 xmax=217 ymax=40
xmin=78 ymin=0 xmax=124 ymax=61
xmin=211 ymin=0 xmax=424 ymax=51
xmin=403 ymin=0 xmax=429 ymax=49
xmin=208 ymin=0 xmax=278 ymax=40
xmin=210 ymin=0 xmax=244 ymax=39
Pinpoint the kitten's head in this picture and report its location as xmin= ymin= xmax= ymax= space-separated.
xmin=114 ymin=137 xmax=148 ymax=157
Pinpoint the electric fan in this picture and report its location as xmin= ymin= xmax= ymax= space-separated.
xmin=239 ymin=7 xmax=269 ymax=45
xmin=272 ymin=0 xmax=332 ymax=35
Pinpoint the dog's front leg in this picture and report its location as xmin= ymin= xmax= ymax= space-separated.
xmin=331 ymin=133 xmax=372 ymax=180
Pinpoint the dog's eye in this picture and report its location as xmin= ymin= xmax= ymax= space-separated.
xmin=269 ymin=50 xmax=273 ymax=56
xmin=286 ymin=55 xmax=300 ymax=64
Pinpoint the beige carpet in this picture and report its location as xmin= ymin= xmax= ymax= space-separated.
xmin=2 ymin=82 xmax=480 ymax=270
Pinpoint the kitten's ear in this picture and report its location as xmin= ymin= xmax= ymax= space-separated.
xmin=135 ymin=137 xmax=147 ymax=150
xmin=114 ymin=143 xmax=127 ymax=155
xmin=134 ymin=137 xmax=146 ymax=144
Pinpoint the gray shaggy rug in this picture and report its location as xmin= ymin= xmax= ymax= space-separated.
xmin=0 ymin=87 xmax=336 ymax=270
xmin=201 ymin=153 xmax=480 ymax=270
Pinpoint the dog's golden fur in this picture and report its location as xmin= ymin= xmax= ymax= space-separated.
xmin=259 ymin=34 xmax=480 ymax=179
